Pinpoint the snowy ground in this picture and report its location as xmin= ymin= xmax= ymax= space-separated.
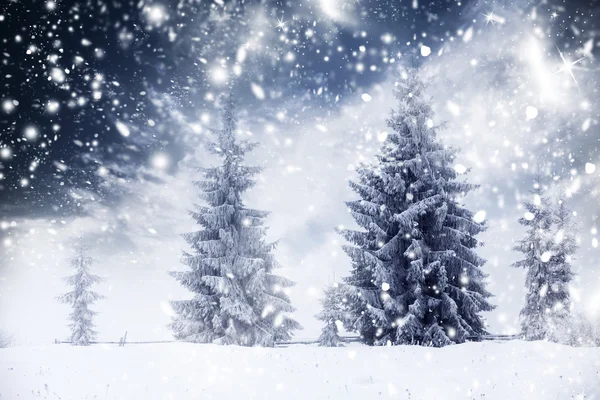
xmin=1 ymin=341 xmax=599 ymax=400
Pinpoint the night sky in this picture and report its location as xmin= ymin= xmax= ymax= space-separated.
xmin=1 ymin=0 xmax=600 ymax=344
xmin=0 ymin=0 xmax=523 ymax=216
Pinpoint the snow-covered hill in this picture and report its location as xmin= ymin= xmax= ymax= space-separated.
xmin=1 ymin=341 xmax=598 ymax=399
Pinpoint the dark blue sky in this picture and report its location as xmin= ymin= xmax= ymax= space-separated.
xmin=0 ymin=0 xmax=492 ymax=217
xmin=0 ymin=0 xmax=597 ymax=219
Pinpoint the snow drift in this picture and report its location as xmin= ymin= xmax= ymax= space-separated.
xmin=1 ymin=341 xmax=598 ymax=399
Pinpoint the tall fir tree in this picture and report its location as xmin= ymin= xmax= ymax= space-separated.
xmin=170 ymin=94 xmax=301 ymax=346
xmin=331 ymin=69 xmax=494 ymax=347
xmin=546 ymin=197 xmax=577 ymax=342
xmin=57 ymin=241 xmax=104 ymax=346
xmin=511 ymin=179 xmax=556 ymax=340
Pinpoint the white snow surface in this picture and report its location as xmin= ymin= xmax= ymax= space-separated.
xmin=1 ymin=341 xmax=598 ymax=399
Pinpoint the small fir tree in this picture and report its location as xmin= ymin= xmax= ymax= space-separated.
xmin=546 ymin=197 xmax=577 ymax=342
xmin=170 ymin=94 xmax=301 ymax=346
xmin=57 ymin=241 xmax=104 ymax=346
xmin=316 ymin=285 xmax=346 ymax=347
xmin=511 ymin=179 xmax=556 ymax=340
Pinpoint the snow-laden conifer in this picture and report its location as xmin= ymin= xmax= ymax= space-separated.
xmin=332 ymin=69 xmax=494 ymax=346
xmin=316 ymin=285 xmax=345 ymax=347
xmin=57 ymin=241 xmax=104 ymax=346
xmin=511 ymin=180 xmax=557 ymax=340
xmin=170 ymin=95 xmax=300 ymax=346
xmin=545 ymin=197 xmax=577 ymax=342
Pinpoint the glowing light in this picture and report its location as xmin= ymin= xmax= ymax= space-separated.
xmin=454 ymin=164 xmax=467 ymax=174
xmin=522 ymin=37 xmax=557 ymax=103
xmin=115 ymin=121 xmax=130 ymax=137
xmin=381 ymin=33 xmax=394 ymax=44
xmin=377 ymin=131 xmax=388 ymax=142
xmin=24 ymin=126 xmax=38 ymax=140
xmin=50 ymin=68 xmax=65 ymax=83
xmin=236 ymin=47 xmax=247 ymax=63
xmin=0 ymin=147 xmax=12 ymax=159
xmin=361 ymin=93 xmax=372 ymax=102
xmin=482 ymin=11 xmax=505 ymax=25
xmin=209 ymin=66 xmax=229 ymax=85
xmin=251 ymin=83 xmax=265 ymax=100
xmin=2 ymin=99 xmax=15 ymax=113
xmin=46 ymin=100 xmax=60 ymax=114
xmin=556 ymin=47 xmax=586 ymax=86
xmin=275 ymin=17 xmax=287 ymax=30
xmin=145 ymin=5 xmax=167 ymax=25
xmin=320 ymin=0 xmax=343 ymax=20
xmin=446 ymin=101 xmax=460 ymax=116
xmin=98 ymin=166 xmax=109 ymax=177
xmin=473 ymin=210 xmax=486 ymax=223
xmin=318 ymin=0 xmax=354 ymax=23
xmin=585 ymin=163 xmax=596 ymax=174
xmin=540 ymin=251 xmax=552 ymax=263
xmin=525 ymin=106 xmax=538 ymax=120
xmin=151 ymin=152 xmax=170 ymax=170
xmin=284 ymin=52 xmax=295 ymax=63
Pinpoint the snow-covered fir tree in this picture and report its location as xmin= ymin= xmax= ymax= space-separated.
xmin=332 ymin=69 xmax=494 ymax=347
xmin=57 ymin=241 xmax=104 ymax=346
xmin=170 ymin=94 xmax=301 ymax=346
xmin=511 ymin=179 xmax=556 ymax=340
xmin=316 ymin=285 xmax=345 ymax=347
xmin=546 ymin=197 xmax=577 ymax=343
